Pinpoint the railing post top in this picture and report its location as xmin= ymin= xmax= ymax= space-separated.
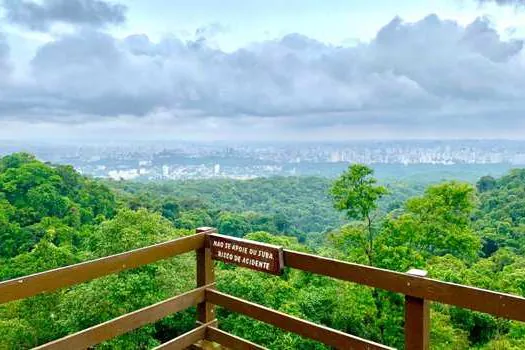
xmin=407 ymin=269 xmax=428 ymax=277
xmin=196 ymin=227 xmax=217 ymax=234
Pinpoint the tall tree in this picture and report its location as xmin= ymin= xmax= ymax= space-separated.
xmin=330 ymin=164 xmax=387 ymax=265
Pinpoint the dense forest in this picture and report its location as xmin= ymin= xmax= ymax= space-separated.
xmin=106 ymin=177 xmax=425 ymax=246
xmin=1 ymin=153 xmax=525 ymax=349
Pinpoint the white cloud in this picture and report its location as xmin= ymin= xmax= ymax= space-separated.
xmin=0 ymin=13 xmax=525 ymax=139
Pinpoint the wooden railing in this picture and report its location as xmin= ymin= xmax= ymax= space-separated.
xmin=1 ymin=227 xmax=525 ymax=350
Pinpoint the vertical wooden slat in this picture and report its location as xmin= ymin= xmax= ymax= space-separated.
xmin=196 ymin=227 xmax=217 ymax=324
xmin=191 ymin=320 xmax=219 ymax=350
xmin=405 ymin=269 xmax=430 ymax=350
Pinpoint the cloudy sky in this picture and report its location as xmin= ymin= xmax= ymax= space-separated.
xmin=1 ymin=0 xmax=525 ymax=142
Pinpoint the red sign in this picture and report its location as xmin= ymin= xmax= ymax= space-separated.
xmin=208 ymin=234 xmax=284 ymax=275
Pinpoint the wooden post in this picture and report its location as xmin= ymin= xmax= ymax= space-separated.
xmin=196 ymin=227 xmax=216 ymax=324
xmin=405 ymin=269 xmax=430 ymax=350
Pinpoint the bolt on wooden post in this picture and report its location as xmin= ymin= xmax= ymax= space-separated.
xmin=196 ymin=227 xmax=217 ymax=324
xmin=405 ymin=269 xmax=430 ymax=350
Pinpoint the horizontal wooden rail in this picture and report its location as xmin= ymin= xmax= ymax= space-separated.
xmin=206 ymin=326 xmax=268 ymax=350
xmin=4 ymin=227 xmax=525 ymax=350
xmin=0 ymin=232 xmax=210 ymax=304
xmin=34 ymin=284 xmax=212 ymax=350
xmin=152 ymin=322 xmax=212 ymax=350
xmin=284 ymin=250 xmax=525 ymax=322
xmin=206 ymin=289 xmax=393 ymax=350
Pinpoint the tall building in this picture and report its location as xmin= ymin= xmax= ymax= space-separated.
xmin=162 ymin=165 xmax=169 ymax=177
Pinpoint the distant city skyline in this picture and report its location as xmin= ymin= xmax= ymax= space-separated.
xmin=2 ymin=139 xmax=524 ymax=181
xmin=1 ymin=0 xmax=525 ymax=141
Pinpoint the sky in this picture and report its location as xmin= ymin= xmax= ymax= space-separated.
xmin=1 ymin=0 xmax=525 ymax=142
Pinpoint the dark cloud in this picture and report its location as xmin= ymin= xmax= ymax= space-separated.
xmin=2 ymin=0 xmax=126 ymax=31
xmin=0 ymin=15 xmax=524 ymax=138
xmin=463 ymin=17 xmax=523 ymax=62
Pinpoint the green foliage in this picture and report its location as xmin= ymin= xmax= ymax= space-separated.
xmin=0 ymin=153 xmax=116 ymax=258
xmin=0 ymin=319 xmax=38 ymax=349
xmin=109 ymin=176 xmax=344 ymax=238
xmin=430 ymin=311 xmax=470 ymax=349
xmin=383 ymin=182 xmax=481 ymax=262
xmin=0 ymin=240 xmax=79 ymax=280
xmin=0 ymin=205 xmax=195 ymax=349
xmin=330 ymin=164 xmax=388 ymax=222
xmin=88 ymin=208 xmax=186 ymax=256
xmin=330 ymin=164 xmax=387 ymax=265
xmin=477 ymin=175 xmax=497 ymax=193
xmin=217 ymin=212 xmax=250 ymax=237
xmin=2 ymin=153 xmax=525 ymax=349
xmin=474 ymin=169 xmax=525 ymax=256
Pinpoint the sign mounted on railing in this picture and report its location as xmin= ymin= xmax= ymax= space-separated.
xmin=208 ymin=234 xmax=284 ymax=275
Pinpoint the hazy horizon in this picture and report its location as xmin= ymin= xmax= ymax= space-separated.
xmin=5 ymin=137 xmax=525 ymax=146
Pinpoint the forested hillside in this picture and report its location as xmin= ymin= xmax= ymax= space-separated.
xmin=107 ymin=177 xmax=425 ymax=246
xmin=1 ymin=153 xmax=525 ymax=349
xmin=107 ymin=177 xmax=341 ymax=242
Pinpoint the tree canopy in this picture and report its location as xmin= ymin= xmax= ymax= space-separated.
xmin=1 ymin=153 xmax=525 ymax=349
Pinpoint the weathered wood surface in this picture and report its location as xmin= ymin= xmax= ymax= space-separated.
xmin=206 ymin=289 xmax=393 ymax=350
xmin=3 ymin=227 xmax=525 ymax=350
xmin=284 ymin=250 xmax=525 ymax=322
xmin=0 ymin=232 xmax=210 ymax=304
xmin=405 ymin=269 xmax=430 ymax=350
xmin=206 ymin=326 xmax=268 ymax=350
xmin=152 ymin=322 xmax=211 ymax=350
xmin=34 ymin=285 xmax=211 ymax=350
xmin=197 ymin=228 xmax=217 ymax=324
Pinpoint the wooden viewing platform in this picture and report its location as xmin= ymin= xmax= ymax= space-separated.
xmin=2 ymin=227 xmax=525 ymax=349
